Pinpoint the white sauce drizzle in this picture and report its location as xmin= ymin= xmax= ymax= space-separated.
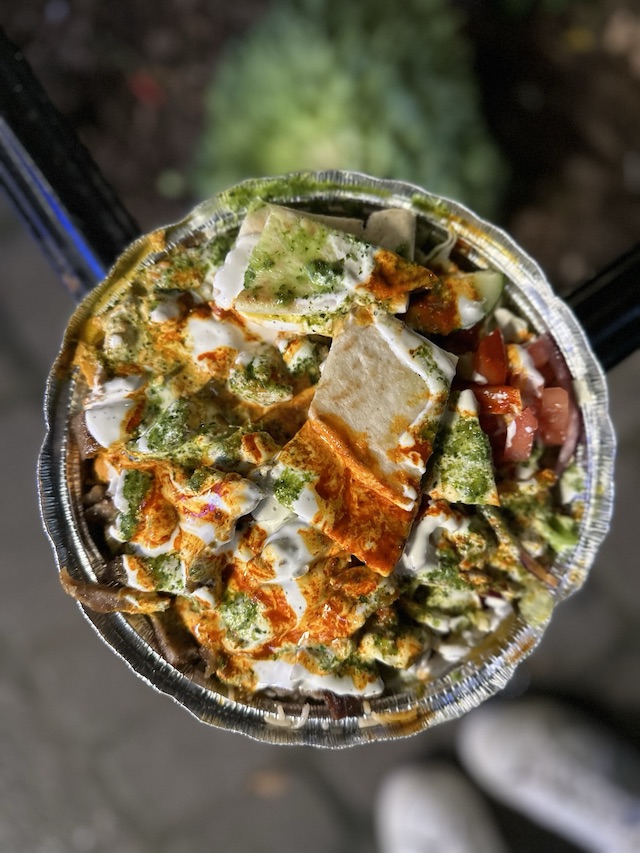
xmin=277 ymin=579 xmax=308 ymax=618
xmin=251 ymin=492 xmax=295 ymax=535
xmin=130 ymin=526 xmax=180 ymax=558
xmin=121 ymin=552 xmax=186 ymax=592
xmin=252 ymin=659 xmax=383 ymax=697
xmin=178 ymin=479 xmax=263 ymax=546
xmin=84 ymin=376 xmax=142 ymax=448
xmin=494 ymin=307 xmax=529 ymax=343
xmin=191 ymin=586 xmax=217 ymax=608
xmin=261 ymin=520 xmax=315 ymax=581
xmin=106 ymin=465 xmax=129 ymax=516
xmin=374 ymin=312 xmax=458 ymax=389
xmin=457 ymin=294 xmax=485 ymax=327
xmin=325 ymin=234 xmax=375 ymax=289
xmin=185 ymin=315 xmax=247 ymax=362
xmin=213 ymin=232 xmax=260 ymax=309
xmin=290 ymin=484 xmax=321 ymax=523
xmin=456 ymin=388 xmax=479 ymax=417
xmin=509 ymin=343 xmax=545 ymax=397
xmin=122 ymin=554 xmax=144 ymax=588
xmin=396 ymin=504 xmax=470 ymax=577
xmin=149 ymin=297 xmax=181 ymax=323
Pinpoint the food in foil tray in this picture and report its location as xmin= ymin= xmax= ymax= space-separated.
xmin=63 ymin=199 xmax=584 ymax=700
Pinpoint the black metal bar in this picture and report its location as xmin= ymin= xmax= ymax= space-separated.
xmin=0 ymin=29 xmax=140 ymax=300
xmin=565 ymin=243 xmax=640 ymax=372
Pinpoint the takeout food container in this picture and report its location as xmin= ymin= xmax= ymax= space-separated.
xmin=38 ymin=170 xmax=615 ymax=746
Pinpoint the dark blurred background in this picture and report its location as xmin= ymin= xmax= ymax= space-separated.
xmin=1 ymin=2 xmax=640 ymax=851
xmin=5 ymin=0 xmax=640 ymax=291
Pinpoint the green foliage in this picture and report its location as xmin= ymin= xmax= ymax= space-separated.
xmin=193 ymin=0 xmax=506 ymax=216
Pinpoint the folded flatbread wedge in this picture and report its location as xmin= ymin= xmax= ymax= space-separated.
xmin=272 ymin=310 xmax=457 ymax=573
xmin=233 ymin=206 xmax=436 ymax=334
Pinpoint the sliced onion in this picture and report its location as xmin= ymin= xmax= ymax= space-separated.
xmin=556 ymin=399 xmax=581 ymax=474
xmin=535 ymin=335 xmax=582 ymax=473
xmin=519 ymin=548 xmax=558 ymax=588
xmin=540 ymin=333 xmax=572 ymax=391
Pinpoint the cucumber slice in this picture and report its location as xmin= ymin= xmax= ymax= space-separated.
xmin=472 ymin=270 xmax=504 ymax=318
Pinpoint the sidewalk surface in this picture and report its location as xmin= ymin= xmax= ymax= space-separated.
xmin=1 ymin=194 xmax=638 ymax=852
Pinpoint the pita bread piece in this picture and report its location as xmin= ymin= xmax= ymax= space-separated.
xmin=310 ymin=310 xmax=458 ymax=510
xmin=234 ymin=206 xmax=435 ymax=334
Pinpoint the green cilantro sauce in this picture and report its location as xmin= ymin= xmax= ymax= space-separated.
xmin=273 ymin=468 xmax=312 ymax=508
xmin=144 ymin=400 xmax=192 ymax=452
xmin=119 ymin=470 xmax=153 ymax=540
xmin=243 ymin=209 xmax=358 ymax=306
xmin=413 ymin=344 xmax=448 ymax=388
xmin=142 ymin=554 xmax=184 ymax=594
xmin=227 ymin=350 xmax=293 ymax=406
xmin=432 ymin=416 xmax=495 ymax=504
xmin=499 ymin=479 xmax=579 ymax=556
xmin=217 ymin=175 xmax=392 ymax=215
xmin=219 ymin=591 xmax=269 ymax=647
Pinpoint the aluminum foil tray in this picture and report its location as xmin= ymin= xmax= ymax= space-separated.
xmin=39 ymin=171 xmax=615 ymax=746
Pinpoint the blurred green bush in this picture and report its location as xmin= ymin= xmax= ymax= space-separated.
xmin=193 ymin=0 xmax=506 ymax=216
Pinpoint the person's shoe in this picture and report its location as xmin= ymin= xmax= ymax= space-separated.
xmin=375 ymin=762 xmax=506 ymax=853
xmin=458 ymin=698 xmax=640 ymax=853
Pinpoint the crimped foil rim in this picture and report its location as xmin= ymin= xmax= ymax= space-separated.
xmin=38 ymin=170 xmax=615 ymax=746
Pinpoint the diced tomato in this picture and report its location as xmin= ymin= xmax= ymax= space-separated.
xmin=546 ymin=342 xmax=573 ymax=391
xmin=538 ymin=387 xmax=570 ymax=445
xmin=473 ymin=385 xmax=522 ymax=415
xmin=528 ymin=333 xmax=573 ymax=391
xmin=525 ymin=336 xmax=552 ymax=369
xmin=404 ymin=288 xmax=458 ymax=337
xmin=479 ymin=413 xmax=506 ymax=459
xmin=503 ymin=407 xmax=538 ymax=462
xmin=430 ymin=324 xmax=482 ymax=355
xmin=474 ymin=329 xmax=507 ymax=385
xmin=507 ymin=343 xmax=545 ymax=406
xmin=538 ymin=362 xmax=555 ymax=387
